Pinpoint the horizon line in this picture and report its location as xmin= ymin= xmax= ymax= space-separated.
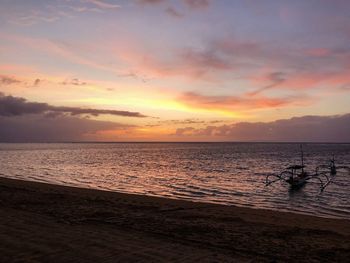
xmin=1 ymin=141 xmax=350 ymax=144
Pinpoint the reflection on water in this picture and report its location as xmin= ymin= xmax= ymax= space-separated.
xmin=0 ymin=142 xmax=349 ymax=219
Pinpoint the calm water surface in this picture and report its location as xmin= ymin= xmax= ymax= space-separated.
xmin=0 ymin=143 xmax=349 ymax=219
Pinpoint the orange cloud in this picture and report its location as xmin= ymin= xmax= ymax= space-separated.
xmin=88 ymin=125 xmax=174 ymax=141
xmin=177 ymin=91 xmax=309 ymax=114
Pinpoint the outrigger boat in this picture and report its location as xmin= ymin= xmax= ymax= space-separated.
xmin=265 ymin=146 xmax=349 ymax=192
xmin=284 ymin=147 xmax=308 ymax=188
xmin=284 ymin=164 xmax=308 ymax=188
xmin=315 ymin=155 xmax=350 ymax=189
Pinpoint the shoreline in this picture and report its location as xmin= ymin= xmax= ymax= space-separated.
xmin=1 ymin=177 xmax=349 ymax=262
xmin=2 ymin=175 xmax=349 ymax=221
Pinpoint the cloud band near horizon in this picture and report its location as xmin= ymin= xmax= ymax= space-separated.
xmin=174 ymin=114 xmax=350 ymax=142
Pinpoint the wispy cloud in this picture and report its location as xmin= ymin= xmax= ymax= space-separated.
xmin=110 ymin=35 xmax=267 ymax=81
xmin=249 ymin=69 xmax=350 ymax=94
xmin=0 ymin=75 xmax=22 ymax=85
xmin=135 ymin=0 xmax=209 ymax=17
xmin=81 ymin=0 xmax=120 ymax=9
xmin=248 ymin=72 xmax=287 ymax=96
xmin=2 ymin=0 xmax=120 ymax=26
xmin=0 ymin=33 xmax=133 ymax=79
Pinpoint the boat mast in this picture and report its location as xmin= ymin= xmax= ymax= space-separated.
xmin=300 ymin=144 xmax=304 ymax=173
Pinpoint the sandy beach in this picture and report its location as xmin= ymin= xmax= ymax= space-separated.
xmin=0 ymin=177 xmax=349 ymax=262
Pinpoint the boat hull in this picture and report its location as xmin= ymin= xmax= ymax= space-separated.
xmin=286 ymin=177 xmax=307 ymax=188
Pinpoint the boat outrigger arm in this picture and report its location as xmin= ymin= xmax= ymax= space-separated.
xmin=264 ymin=147 xmax=348 ymax=192
xmin=316 ymin=156 xmax=350 ymax=176
xmin=265 ymin=168 xmax=330 ymax=192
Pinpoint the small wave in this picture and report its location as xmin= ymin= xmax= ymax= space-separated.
xmin=211 ymin=169 xmax=226 ymax=172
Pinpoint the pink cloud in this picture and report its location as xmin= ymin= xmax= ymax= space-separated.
xmin=213 ymin=38 xmax=262 ymax=58
xmin=112 ymin=41 xmax=234 ymax=80
xmin=306 ymin=48 xmax=332 ymax=57
xmin=249 ymin=68 xmax=350 ymax=95
xmin=110 ymin=35 xmax=265 ymax=81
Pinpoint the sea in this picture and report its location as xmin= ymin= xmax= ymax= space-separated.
xmin=0 ymin=143 xmax=349 ymax=219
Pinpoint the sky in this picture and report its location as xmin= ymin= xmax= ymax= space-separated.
xmin=0 ymin=0 xmax=350 ymax=142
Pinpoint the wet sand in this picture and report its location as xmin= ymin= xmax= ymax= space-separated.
xmin=0 ymin=177 xmax=349 ymax=262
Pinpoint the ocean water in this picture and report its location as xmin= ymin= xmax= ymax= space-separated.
xmin=0 ymin=143 xmax=349 ymax=219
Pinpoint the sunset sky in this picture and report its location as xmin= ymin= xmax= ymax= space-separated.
xmin=1 ymin=0 xmax=350 ymax=142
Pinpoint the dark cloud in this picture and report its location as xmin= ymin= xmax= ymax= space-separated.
xmin=174 ymin=114 xmax=350 ymax=142
xmin=0 ymin=93 xmax=147 ymax=118
xmin=0 ymin=75 xmax=21 ymax=85
xmin=209 ymin=120 xmax=226 ymax=124
xmin=33 ymin=78 xmax=41 ymax=86
xmin=0 ymin=114 xmax=127 ymax=142
xmin=60 ymin=78 xmax=87 ymax=86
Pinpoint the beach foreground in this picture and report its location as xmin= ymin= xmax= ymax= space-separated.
xmin=0 ymin=177 xmax=349 ymax=262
